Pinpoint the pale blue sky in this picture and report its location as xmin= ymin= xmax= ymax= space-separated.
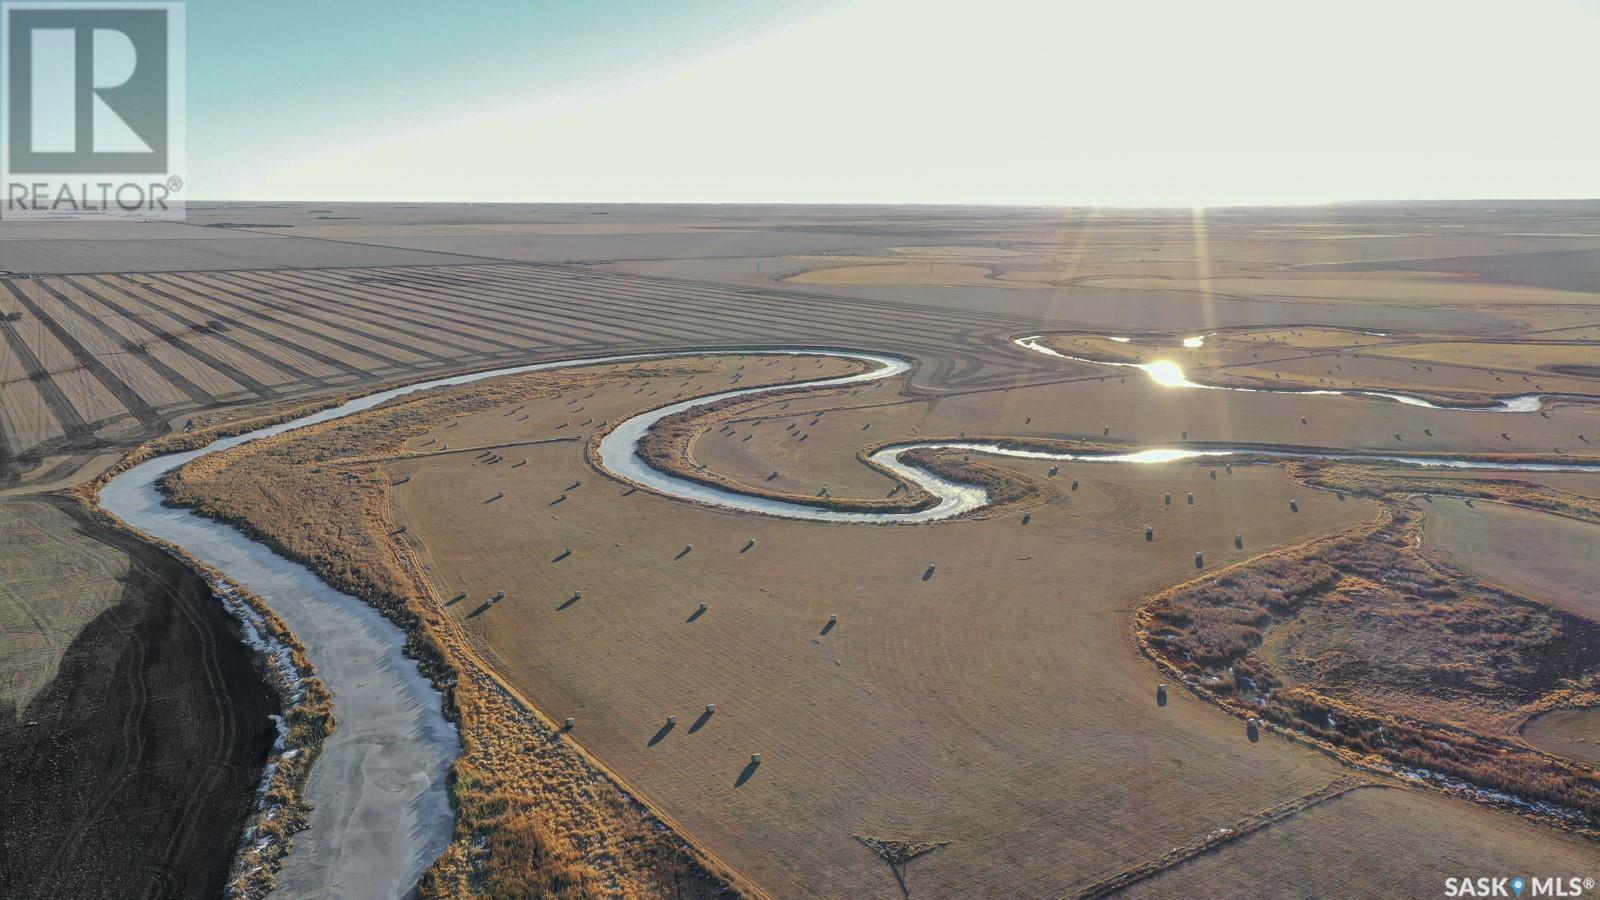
xmin=185 ymin=0 xmax=1600 ymax=205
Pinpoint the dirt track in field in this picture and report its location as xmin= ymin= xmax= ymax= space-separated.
xmin=8 ymin=202 xmax=1600 ymax=897
xmin=0 ymin=496 xmax=276 ymax=900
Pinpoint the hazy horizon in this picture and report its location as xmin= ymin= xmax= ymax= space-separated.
xmin=187 ymin=0 xmax=1600 ymax=208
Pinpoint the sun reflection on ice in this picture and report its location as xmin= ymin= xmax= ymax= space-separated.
xmin=1137 ymin=359 xmax=1201 ymax=388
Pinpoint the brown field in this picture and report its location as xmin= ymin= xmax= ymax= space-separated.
xmin=1034 ymin=328 xmax=1600 ymax=406
xmin=167 ymin=347 xmax=1600 ymax=894
xmin=0 ymin=495 xmax=277 ymax=900
xmin=1523 ymin=709 xmax=1600 ymax=768
xmin=8 ymin=202 xmax=1600 ymax=897
xmin=1364 ymin=340 xmax=1600 ymax=375
xmin=0 ymin=497 xmax=127 ymax=715
xmin=1141 ymin=498 xmax=1600 ymax=817
xmin=1124 ymin=787 xmax=1599 ymax=898
xmin=176 ymin=362 xmax=1381 ymax=896
xmin=1422 ymin=500 xmax=1600 ymax=622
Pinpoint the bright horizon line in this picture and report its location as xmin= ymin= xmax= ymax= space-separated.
xmin=189 ymin=1 xmax=1600 ymax=207
xmin=185 ymin=196 xmax=1600 ymax=209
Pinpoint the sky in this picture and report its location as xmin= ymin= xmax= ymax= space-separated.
xmin=187 ymin=0 xmax=1600 ymax=206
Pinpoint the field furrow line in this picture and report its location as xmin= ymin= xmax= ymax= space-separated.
xmin=1074 ymin=777 xmax=1375 ymax=898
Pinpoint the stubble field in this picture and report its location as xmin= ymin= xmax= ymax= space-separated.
xmin=6 ymin=202 xmax=1600 ymax=897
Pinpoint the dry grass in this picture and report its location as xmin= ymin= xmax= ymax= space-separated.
xmin=1138 ymin=499 xmax=1600 ymax=819
xmin=1522 ymin=709 xmax=1600 ymax=767
xmin=1034 ymin=329 xmax=1600 ymax=406
xmin=1419 ymin=497 xmax=1600 ymax=622
xmin=378 ymin=392 xmax=1371 ymax=896
xmin=168 ymin=358 xmax=1384 ymax=897
xmin=1123 ymin=786 xmax=1600 ymax=898
xmin=1365 ymin=340 xmax=1600 ymax=373
xmin=164 ymin=358 xmax=814 ymax=898
xmin=0 ymin=497 xmax=127 ymax=715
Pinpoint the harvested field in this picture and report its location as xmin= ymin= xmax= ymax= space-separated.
xmin=0 ymin=496 xmax=277 ymax=900
xmin=0 ymin=256 xmax=1071 ymax=491
xmin=1123 ymin=787 xmax=1599 ymax=898
xmin=167 ymin=357 xmax=1393 ymax=897
xmin=1141 ymin=499 xmax=1600 ymax=817
xmin=11 ymin=202 xmax=1600 ymax=897
xmin=0 ymin=497 xmax=127 ymax=715
xmin=1523 ymin=709 xmax=1600 ymax=768
xmin=1364 ymin=340 xmax=1600 ymax=376
xmin=1422 ymin=500 xmax=1600 ymax=622
xmin=161 ymin=358 xmax=847 ymax=898
xmin=1032 ymin=329 xmax=1600 ymax=406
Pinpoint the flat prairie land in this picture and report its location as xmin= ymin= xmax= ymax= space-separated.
xmin=169 ymin=353 xmax=1394 ymax=897
xmin=0 ymin=496 xmax=276 ymax=900
xmin=1422 ymin=500 xmax=1600 ymax=622
xmin=0 ymin=257 xmax=1053 ymax=491
xmin=1365 ymin=467 xmax=1600 ymax=502
xmin=10 ymin=202 xmax=1600 ymax=898
xmin=699 ymin=364 xmax=1600 ymax=476
xmin=1522 ymin=709 xmax=1600 ymax=767
xmin=384 ymin=370 xmax=1378 ymax=897
xmin=0 ymin=497 xmax=128 ymax=715
xmin=1034 ymin=329 xmax=1600 ymax=405
xmin=1123 ymin=787 xmax=1599 ymax=899
xmin=1364 ymin=340 xmax=1600 ymax=372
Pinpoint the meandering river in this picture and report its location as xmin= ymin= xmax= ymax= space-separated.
xmin=94 ymin=346 xmax=1600 ymax=895
xmin=1013 ymin=335 xmax=1546 ymax=412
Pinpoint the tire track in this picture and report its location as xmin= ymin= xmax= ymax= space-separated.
xmin=289 ymin=267 xmax=613 ymax=350
xmin=150 ymin=271 xmax=456 ymax=368
xmin=328 ymin=266 xmax=707 ymax=349
xmin=0 ymin=496 xmax=274 ymax=900
xmin=84 ymin=274 xmax=326 ymax=395
xmin=183 ymin=269 xmax=486 ymax=364
xmin=469 ymin=265 xmax=1021 ymax=389
xmin=0 ymin=410 xmax=17 ymax=485
xmin=1 ymin=280 xmax=162 ymax=431
xmin=35 ymin=278 xmax=216 ymax=406
xmin=0 ymin=286 xmax=93 ymax=440
xmin=221 ymin=269 xmax=525 ymax=357
xmin=1074 ymin=778 xmax=1375 ymax=898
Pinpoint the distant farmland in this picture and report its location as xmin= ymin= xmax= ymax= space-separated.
xmin=0 ymin=263 xmax=1043 ymax=490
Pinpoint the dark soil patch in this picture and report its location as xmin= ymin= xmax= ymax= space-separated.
xmin=0 ymin=496 xmax=277 ymax=900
